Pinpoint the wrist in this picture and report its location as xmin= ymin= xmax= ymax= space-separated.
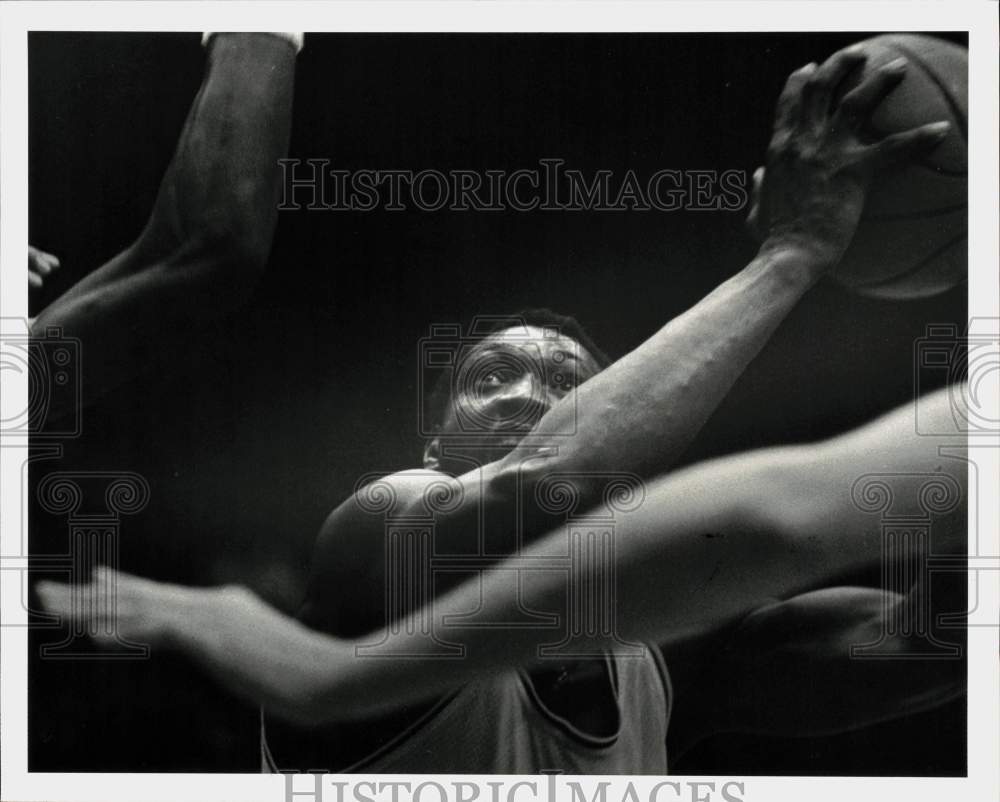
xmin=164 ymin=583 xmax=226 ymax=650
xmin=758 ymin=233 xmax=838 ymax=285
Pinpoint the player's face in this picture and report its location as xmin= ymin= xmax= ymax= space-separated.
xmin=425 ymin=325 xmax=603 ymax=472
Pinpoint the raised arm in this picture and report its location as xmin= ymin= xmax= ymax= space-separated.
xmin=493 ymin=48 xmax=949 ymax=480
xmin=32 ymin=33 xmax=299 ymax=415
xmin=302 ymin=48 xmax=955 ymax=636
xmin=35 ymin=385 xmax=968 ymax=726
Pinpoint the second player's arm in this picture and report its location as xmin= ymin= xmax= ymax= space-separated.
xmin=38 ymin=387 xmax=965 ymax=725
xmin=32 ymin=33 xmax=298 ymax=414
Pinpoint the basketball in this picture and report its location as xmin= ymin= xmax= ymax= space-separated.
xmin=831 ymin=34 xmax=967 ymax=299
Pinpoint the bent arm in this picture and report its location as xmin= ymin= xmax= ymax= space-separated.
xmin=32 ymin=34 xmax=297 ymax=413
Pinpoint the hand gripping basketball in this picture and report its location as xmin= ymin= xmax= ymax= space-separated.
xmin=746 ymin=48 xmax=951 ymax=273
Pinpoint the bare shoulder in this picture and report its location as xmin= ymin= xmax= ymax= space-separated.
xmin=298 ymin=469 xmax=460 ymax=633
xmin=337 ymin=468 xmax=460 ymax=524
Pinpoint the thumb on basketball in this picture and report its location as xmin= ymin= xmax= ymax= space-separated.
xmin=866 ymin=120 xmax=951 ymax=169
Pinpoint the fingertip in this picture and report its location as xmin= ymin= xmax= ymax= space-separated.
xmin=35 ymin=581 xmax=63 ymax=608
xmin=925 ymin=120 xmax=952 ymax=137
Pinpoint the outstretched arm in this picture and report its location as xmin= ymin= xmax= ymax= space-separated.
xmin=36 ymin=386 xmax=967 ymax=726
xmin=32 ymin=33 xmax=299 ymax=415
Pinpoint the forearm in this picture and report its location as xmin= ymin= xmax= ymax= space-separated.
xmin=171 ymin=584 xmax=353 ymax=726
xmin=505 ymin=240 xmax=822 ymax=481
xmin=141 ymin=33 xmax=297 ymax=261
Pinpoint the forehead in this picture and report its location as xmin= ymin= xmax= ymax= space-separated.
xmin=471 ymin=325 xmax=592 ymax=364
xmin=486 ymin=325 xmax=577 ymax=351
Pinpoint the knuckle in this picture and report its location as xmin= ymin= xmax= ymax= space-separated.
xmin=787 ymin=62 xmax=816 ymax=85
xmin=805 ymin=70 xmax=829 ymax=91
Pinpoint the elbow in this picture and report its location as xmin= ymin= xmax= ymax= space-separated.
xmin=276 ymin=688 xmax=328 ymax=728
xmin=270 ymin=667 xmax=342 ymax=728
xmin=138 ymin=222 xmax=271 ymax=313
xmin=193 ymin=217 xmax=273 ymax=278
xmin=138 ymin=203 xmax=274 ymax=283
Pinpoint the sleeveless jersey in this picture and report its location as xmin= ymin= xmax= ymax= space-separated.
xmin=261 ymin=646 xmax=672 ymax=774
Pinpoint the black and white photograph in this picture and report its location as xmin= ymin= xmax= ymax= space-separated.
xmin=1 ymin=2 xmax=997 ymax=802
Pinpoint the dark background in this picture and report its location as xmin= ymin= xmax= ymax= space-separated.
xmin=28 ymin=32 xmax=966 ymax=774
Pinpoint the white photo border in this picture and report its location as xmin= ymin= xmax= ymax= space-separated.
xmin=1 ymin=2 xmax=997 ymax=802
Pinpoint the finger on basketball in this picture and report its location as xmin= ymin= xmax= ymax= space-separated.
xmin=837 ymin=58 xmax=907 ymax=127
xmin=773 ymin=62 xmax=817 ymax=132
xmin=867 ymin=120 xmax=951 ymax=168
xmin=803 ymin=48 xmax=867 ymax=122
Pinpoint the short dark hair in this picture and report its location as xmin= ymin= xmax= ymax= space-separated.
xmin=424 ymin=307 xmax=612 ymax=434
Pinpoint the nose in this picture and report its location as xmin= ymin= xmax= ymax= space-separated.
xmin=482 ymin=373 xmax=551 ymax=430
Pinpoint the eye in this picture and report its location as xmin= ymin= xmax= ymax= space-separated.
xmin=477 ymin=367 xmax=515 ymax=392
